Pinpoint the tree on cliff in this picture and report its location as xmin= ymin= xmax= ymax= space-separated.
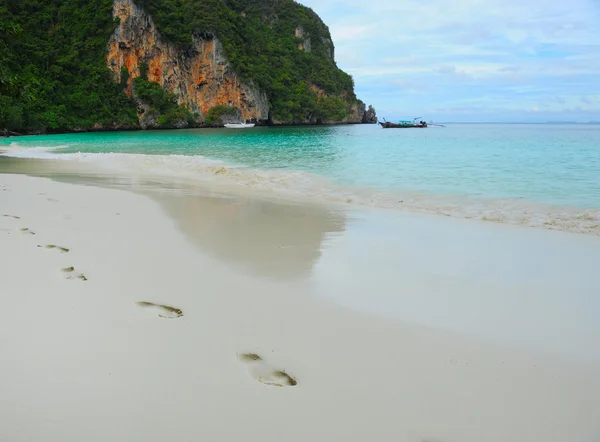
xmin=1 ymin=0 xmax=138 ymax=132
xmin=0 ymin=17 xmax=28 ymax=130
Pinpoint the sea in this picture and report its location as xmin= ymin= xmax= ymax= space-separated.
xmin=2 ymin=123 xmax=599 ymax=235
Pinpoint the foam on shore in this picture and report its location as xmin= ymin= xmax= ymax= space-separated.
xmin=2 ymin=142 xmax=599 ymax=235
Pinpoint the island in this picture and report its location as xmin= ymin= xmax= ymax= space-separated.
xmin=0 ymin=0 xmax=377 ymax=134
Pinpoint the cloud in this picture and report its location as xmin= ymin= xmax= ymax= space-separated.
xmin=300 ymin=0 xmax=600 ymax=121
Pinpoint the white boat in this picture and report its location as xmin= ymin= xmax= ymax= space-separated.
xmin=224 ymin=123 xmax=255 ymax=129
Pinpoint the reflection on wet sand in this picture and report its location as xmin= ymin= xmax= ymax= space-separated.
xmin=155 ymin=192 xmax=346 ymax=280
xmin=0 ymin=156 xmax=74 ymax=177
xmin=0 ymin=156 xmax=145 ymax=188
xmin=0 ymin=156 xmax=348 ymax=280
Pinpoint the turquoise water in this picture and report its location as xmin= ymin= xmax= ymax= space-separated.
xmin=2 ymin=124 xmax=600 ymax=233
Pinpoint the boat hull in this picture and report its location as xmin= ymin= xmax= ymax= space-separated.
xmin=379 ymin=122 xmax=427 ymax=128
xmin=224 ymin=123 xmax=255 ymax=129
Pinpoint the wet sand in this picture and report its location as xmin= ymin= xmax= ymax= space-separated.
xmin=1 ymin=170 xmax=600 ymax=442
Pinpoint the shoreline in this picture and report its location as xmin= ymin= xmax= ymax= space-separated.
xmin=1 ymin=148 xmax=599 ymax=237
xmin=1 ymin=120 xmax=379 ymax=138
xmin=1 ymin=172 xmax=600 ymax=441
xmin=4 ymin=121 xmax=596 ymax=138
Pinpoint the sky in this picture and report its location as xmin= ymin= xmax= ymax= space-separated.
xmin=300 ymin=0 xmax=600 ymax=122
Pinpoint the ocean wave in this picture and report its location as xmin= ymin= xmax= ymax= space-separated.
xmin=2 ymin=145 xmax=599 ymax=235
xmin=1 ymin=142 xmax=72 ymax=157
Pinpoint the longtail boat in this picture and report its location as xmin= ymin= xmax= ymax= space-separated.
xmin=379 ymin=117 xmax=427 ymax=128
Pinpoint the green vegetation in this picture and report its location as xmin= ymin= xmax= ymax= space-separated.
xmin=132 ymin=63 xmax=194 ymax=128
xmin=134 ymin=0 xmax=357 ymax=122
xmin=316 ymin=96 xmax=347 ymax=121
xmin=1 ymin=0 xmax=360 ymax=132
xmin=204 ymin=105 xmax=239 ymax=125
xmin=0 ymin=0 xmax=138 ymax=132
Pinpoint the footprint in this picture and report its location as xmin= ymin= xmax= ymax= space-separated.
xmin=237 ymin=353 xmax=297 ymax=387
xmin=61 ymin=266 xmax=88 ymax=281
xmin=20 ymin=227 xmax=35 ymax=235
xmin=38 ymin=244 xmax=70 ymax=253
xmin=136 ymin=301 xmax=183 ymax=319
xmin=2 ymin=214 xmax=20 ymax=219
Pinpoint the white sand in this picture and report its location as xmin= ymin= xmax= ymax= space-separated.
xmin=1 ymin=173 xmax=600 ymax=442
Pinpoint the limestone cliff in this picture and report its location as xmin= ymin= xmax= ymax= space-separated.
xmin=107 ymin=0 xmax=269 ymax=124
xmin=345 ymin=101 xmax=377 ymax=124
xmin=107 ymin=0 xmax=375 ymax=127
xmin=364 ymin=104 xmax=378 ymax=123
xmin=295 ymin=26 xmax=312 ymax=53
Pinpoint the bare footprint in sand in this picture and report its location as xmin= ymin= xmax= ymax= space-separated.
xmin=38 ymin=244 xmax=70 ymax=253
xmin=237 ymin=353 xmax=297 ymax=387
xmin=19 ymin=227 xmax=35 ymax=235
xmin=61 ymin=266 xmax=88 ymax=281
xmin=136 ymin=301 xmax=183 ymax=319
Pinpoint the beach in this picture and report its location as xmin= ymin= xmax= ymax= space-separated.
xmin=3 ymin=0 xmax=600 ymax=437
xmin=1 ymin=171 xmax=600 ymax=442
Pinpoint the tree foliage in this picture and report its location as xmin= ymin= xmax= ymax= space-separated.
xmin=0 ymin=0 xmax=138 ymax=132
xmin=204 ymin=104 xmax=239 ymax=125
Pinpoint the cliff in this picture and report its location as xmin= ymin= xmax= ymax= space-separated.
xmin=109 ymin=0 xmax=376 ymax=126
xmin=108 ymin=0 xmax=269 ymax=126
xmin=349 ymin=102 xmax=378 ymax=125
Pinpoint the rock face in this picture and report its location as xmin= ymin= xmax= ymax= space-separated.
xmin=347 ymin=101 xmax=366 ymax=124
xmin=295 ymin=26 xmax=312 ymax=53
xmin=136 ymin=102 xmax=160 ymax=129
xmin=107 ymin=0 xmax=269 ymax=124
xmin=363 ymin=105 xmax=378 ymax=123
xmin=107 ymin=0 xmax=375 ymax=127
xmin=346 ymin=102 xmax=378 ymax=124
